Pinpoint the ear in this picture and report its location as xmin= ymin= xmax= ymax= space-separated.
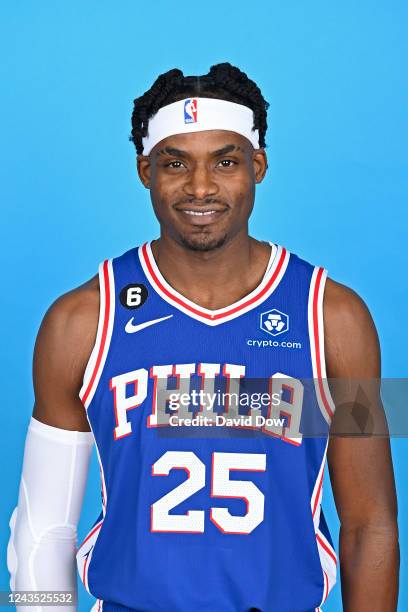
xmin=252 ymin=149 xmax=268 ymax=184
xmin=137 ymin=155 xmax=151 ymax=189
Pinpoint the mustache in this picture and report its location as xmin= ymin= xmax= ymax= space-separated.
xmin=172 ymin=197 xmax=229 ymax=208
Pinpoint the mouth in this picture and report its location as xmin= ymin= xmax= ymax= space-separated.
xmin=175 ymin=206 xmax=228 ymax=225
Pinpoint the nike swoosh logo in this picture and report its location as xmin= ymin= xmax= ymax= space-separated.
xmin=125 ymin=314 xmax=173 ymax=334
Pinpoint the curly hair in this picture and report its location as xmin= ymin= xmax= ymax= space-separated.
xmin=129 ymin=62 xmax=269 ymax=154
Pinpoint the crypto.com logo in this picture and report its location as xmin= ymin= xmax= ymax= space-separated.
xmin=260 ymin=308 xmax=289 ymax=337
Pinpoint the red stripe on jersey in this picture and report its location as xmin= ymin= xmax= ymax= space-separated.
xmin=76 ymin=520 xmax=103 ymax=553
xmin=323 ymin=571 xmax=329 ymax=602
xmin=141 ymin=243 xmax=287 ymax=320
xmin=82 ymin=552 xmax=89 ymax=587
xmin=312 ymin=469 xmax=324 ymax=518
xmin=316 ymin=532 xmax=337 ymax=566
xmin=81 ymin=260 xmax=111 ymax=406
xmin=313 ymin=267 xmax=334 ymax=419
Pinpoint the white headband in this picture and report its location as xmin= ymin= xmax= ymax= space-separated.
xmin=141 ymin=97 xmax=260 ymax=155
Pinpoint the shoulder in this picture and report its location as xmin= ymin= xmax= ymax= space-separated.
xmin=281 ymin=243 xmax=381 ymax=376
xmin=32 ymin=273 xmax=101 ymax=429
xmin=323 ymin=276 xmax=376 ymax=337
xmin=284 ymin=244 xmax=374 ymax=329
xmin=323 ymin=276 xmax=380 ymax=377
xmin=324 ymin=276 xmax=372 ymax=326
xmin=39 ymin=275 xmax=99 ymax=344
xmin=34 ymin=274 xmax=100 ymax=392
xmin=40 ymin=243 xmax=140 ymax=341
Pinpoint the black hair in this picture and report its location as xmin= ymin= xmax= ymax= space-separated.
xmin=129 ymin=62 xmax=269 ymax=155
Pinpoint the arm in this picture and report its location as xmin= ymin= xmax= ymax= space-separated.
xmin=32 ymin=276 xmax=99 ymax=430
xmin=324 ymin=278 xmax=399 ymax=611
xmin=7 ymin=276 xmax=100 ymax=609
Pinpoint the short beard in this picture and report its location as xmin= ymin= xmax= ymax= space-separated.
xmin=178 ymin=231 xmax=228 ymax=252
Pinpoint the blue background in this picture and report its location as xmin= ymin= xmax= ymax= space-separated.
xmin=1 ymin=1 xmax=406 ymax=610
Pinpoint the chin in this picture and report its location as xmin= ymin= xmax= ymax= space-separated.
xmin=178 ymin=231 xmax=228 ymax=252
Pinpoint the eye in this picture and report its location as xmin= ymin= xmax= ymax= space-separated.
xmin=217 ymin=159 xmax=236 ymax=168
xmin=165 ymin=160 xmax=185 ymax=169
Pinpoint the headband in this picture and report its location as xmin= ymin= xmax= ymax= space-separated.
xmin=141 ymin=97 xmax=260 ymax=155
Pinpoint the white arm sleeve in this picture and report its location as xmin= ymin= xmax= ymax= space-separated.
xmin=7 ymin=416 xmax=94 ymax=612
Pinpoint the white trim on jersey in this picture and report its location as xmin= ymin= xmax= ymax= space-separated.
xmin=310 ymin=436 xmax=338 ymax=606
xmin=308 ymin=266 xmax=336 ymax=424
xmin=316 ymin=527 xmax=338 ymax=605
xmin=79 ymin=262 xmax=106 ymax=403
xmin=79 ymin=259 xmax=115 ymax=409
xmin=75 ymin=428 xmax=107 ymax=596
xmin=76 ymin=259 xmax=115 ymax=602
xmin=308 ymin=265 xmax=338 ymax=605
xmin=310 ymin=437 xmax=328 ymax=530
xmin=90 ymin=597 xmax=104 ymax=612
xmin=93 ymin=441 xmax=108 ymax=517
xmin=79 ymin=259 xmax=111 ymax=512
xmin=76 ymin=516 xmax=104 ymax=596
xmin=78 ymin=260 xmax=112 ymax=515
xmin=138 ymin=240 xmax=290 ymax=326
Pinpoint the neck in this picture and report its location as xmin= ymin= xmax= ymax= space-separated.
xmin=149 ymin=232 xmax=272 ymax=310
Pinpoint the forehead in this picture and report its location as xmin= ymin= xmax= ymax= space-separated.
xmin=151 ymin=129 xmax=251 ymax=157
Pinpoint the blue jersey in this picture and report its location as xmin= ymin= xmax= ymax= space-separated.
xmin=76 ymin=240 xmax=337 ymax=612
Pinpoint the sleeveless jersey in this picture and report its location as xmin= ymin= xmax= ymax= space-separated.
xmin=76 ymin=240 xmax=338 ymax=612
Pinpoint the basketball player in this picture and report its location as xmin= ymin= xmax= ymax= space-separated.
xmin=7 ymin=63 xmax=399 ymax=611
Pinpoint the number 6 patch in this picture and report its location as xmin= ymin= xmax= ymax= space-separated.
xmin=119 ymin=284 xmax=148 ymax=309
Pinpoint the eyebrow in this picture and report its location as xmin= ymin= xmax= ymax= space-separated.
xmin=156 ymin=144 xmax=245 ymax=158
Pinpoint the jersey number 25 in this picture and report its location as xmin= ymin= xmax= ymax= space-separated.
xmin=151 ymin=451 xmax=266 ymax=535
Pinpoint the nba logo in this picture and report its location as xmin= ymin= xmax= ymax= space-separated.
xmin=184 ymin=98 xmax=198 ymax=123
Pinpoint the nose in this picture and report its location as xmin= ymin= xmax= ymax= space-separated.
xmin=182 ymin=164 xmax=219 ymax=200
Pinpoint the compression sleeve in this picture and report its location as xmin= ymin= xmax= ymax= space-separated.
xmin=7 ymin=416 xmax=94 ymax=612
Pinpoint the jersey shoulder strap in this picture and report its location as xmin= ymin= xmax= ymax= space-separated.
xmin=79 ymin=246 xmax=140 ymax=408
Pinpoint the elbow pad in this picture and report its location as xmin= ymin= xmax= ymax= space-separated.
xmin=7 ymin=417 xmax=94 ymax=606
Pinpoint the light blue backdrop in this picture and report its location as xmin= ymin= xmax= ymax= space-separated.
xmin=1 ymin=1 xmax=406 ymax=610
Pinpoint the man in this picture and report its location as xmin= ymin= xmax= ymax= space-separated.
xmin=8 ymin=63 xmax=399 ymax=611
